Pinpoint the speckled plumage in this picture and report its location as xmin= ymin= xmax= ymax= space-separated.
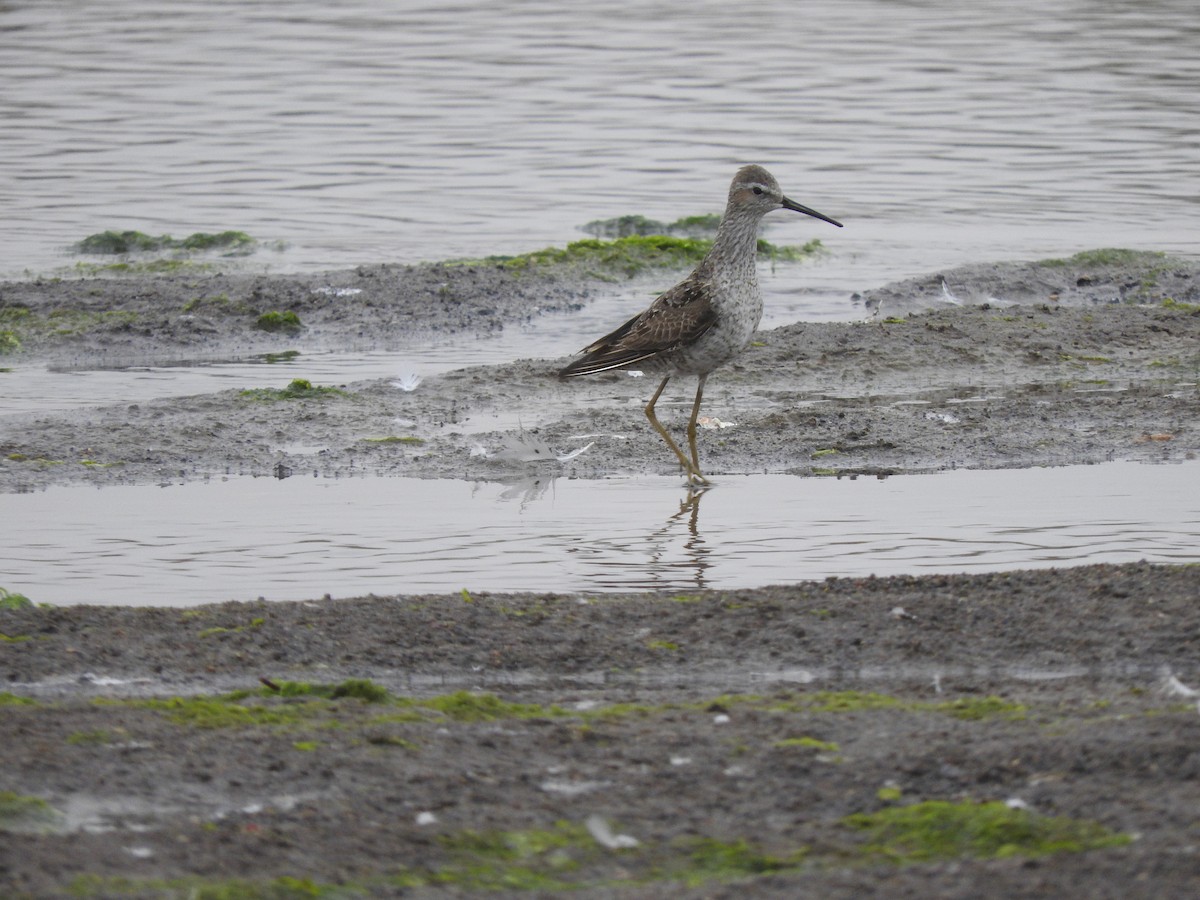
xmin=560 ymin=165 xmax=842 ymax=485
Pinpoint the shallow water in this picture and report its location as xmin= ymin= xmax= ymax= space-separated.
xmin=2 ymin=0 xmax=1198 ymax=283
xmin=2 ymin=461 xmax=1195 ymax=606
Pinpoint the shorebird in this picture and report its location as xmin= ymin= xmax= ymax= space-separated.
xmin=559 ymin=165 xmax=842 ymax=485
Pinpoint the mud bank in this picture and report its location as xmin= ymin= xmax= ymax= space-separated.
xmin=1 ymin=253 xmax=1197 ymax=492
xmin=2 ymin=562 xmax=1200 ymax=897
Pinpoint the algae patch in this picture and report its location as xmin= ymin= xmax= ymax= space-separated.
xmin=844 ymin=799 xmax=1131 ymax=862
xmin=0 ymin=587 xmax=34 ymax=609
xmin=239 ymin=379 xmax=346 ymax=402
xmin=1037 ymin=248 xmax=1165 ymax=269
xmin=433 ymin=821 xmax=807 ymax=891
xmin=255 ymin=310 xmax=303 ymax=333
xmin=456 ymin=234 xmax=824 ymax=278
xmin=75 ymin=230 xmax=256 ymax=256
xmin=0 ymin=791 xmax=66 ymax=835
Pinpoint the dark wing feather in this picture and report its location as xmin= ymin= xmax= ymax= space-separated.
xmin=559 ymin=277 xmax=717 ymax=378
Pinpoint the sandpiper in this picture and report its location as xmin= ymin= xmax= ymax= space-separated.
xmin=559 ymin=165 xmax=842 ymax=485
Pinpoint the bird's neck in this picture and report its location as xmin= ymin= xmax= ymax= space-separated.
xmin=710 ymin=210 xmax=762 ymax=262
xmin=705 ymin=211 xmax=763 ymax=288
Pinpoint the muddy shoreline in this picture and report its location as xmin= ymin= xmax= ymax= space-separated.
xmin=2 ymin=251 xmax=1199 ymax=896
xmin=3 ymin=563 xmax=1199 ymax=897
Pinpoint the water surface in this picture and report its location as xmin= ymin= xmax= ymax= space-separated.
xmin=2 ymin=462 xmax=1195 ymax=606
xmin=2 ymin=0 xmax=1197 ymax=283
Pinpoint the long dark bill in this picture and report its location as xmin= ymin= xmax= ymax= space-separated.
xmin=781 ymin=196 xmax=843 ymax=228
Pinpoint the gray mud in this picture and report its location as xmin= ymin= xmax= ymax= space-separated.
xmin=2 ymin=252 xmax=1199 ymax=897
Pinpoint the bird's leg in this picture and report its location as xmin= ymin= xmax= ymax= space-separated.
xmin=685 ymin=374 xmax=709 ymax=482
xmin=645 ymin=375 xmax=707 ymax=483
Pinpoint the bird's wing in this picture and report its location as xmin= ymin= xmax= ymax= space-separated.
xmin=559 ymin=277 xmax=717 ymax=377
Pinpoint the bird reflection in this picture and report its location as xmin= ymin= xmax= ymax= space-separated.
xmin=646 ymin=484 xmax=713 ymax=590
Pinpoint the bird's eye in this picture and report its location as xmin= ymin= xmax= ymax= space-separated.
xmin=752 ymin=187 xmax=764 ymax=195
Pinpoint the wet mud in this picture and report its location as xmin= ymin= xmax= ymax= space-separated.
xmin=1 ymin=254 xmax=1197 ymax=491
xmin=1 ymin=252 xmax=1199 ymax=896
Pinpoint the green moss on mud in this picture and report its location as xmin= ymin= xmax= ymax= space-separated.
xmin=361 ymin=435 xmax=425 ymax=444
xmin=773 ymin=736 xmax=841 ymax=752
xmin=197 ymin=616 xmax=265 ymax=638
xmin=456 ymin=234 xmax=824 ymax=278
xmin=0 ymin=329 xmax=21 ymax=354
xmin=260 ymin=679 xmax=392 ymax=704
xmin=766 ymin=690 xmax=1026 ymax=720
xmin=48 ymin=787 xmax=1133 ymax=894
xmin=0 ymin=791 xmax=65 ymax=835
xmin=410 ymin=690 xmax=565 ymax=722
xmin=91 ymin=686 xmax=1026 ymax=736
xmin=1038 ymin=248 xmax=1164 ymax=268
xmin=434 ymin=821 xmax=807 ymax=890
xmin=0 ymin=587 xmax=34 ymax=609
xmin=239 ymin=379 xmax=345 ymax=402
xmin=0 ymin=307 xmax=140 ymax=346
xmin=181 ymin=293 xmax=255 ymax=315
xmin=75 ymin=230 xmax=256 ymax=255
xmin=255 ymin=310 xmax=303 ymax=332
xmin=844 ymin=799 xmax=1130 ymax=861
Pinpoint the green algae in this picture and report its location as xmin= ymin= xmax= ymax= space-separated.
xmin=435 ymin=821 xmax=807 ymax=891
xmin=0 ymin=791 xmax=65 ymax=835
xmin=1162 ymin=297 xmax=1200 ymax=313
xmin=580 ymin=212 xmax=723 ymax=238
xmin=414 ymin=690 xmax=566 ymax=722
xmin=844 ymin=799 xmax=1131 ymax=862
xmin=73 ymin=258 xmax=216 ymax=276
xmin=255 ymin=310 xmax=303 ymax=332
xmin=92 ymin=686 xmax=1025 ymax=735
xmin=67 ymin=824 xmax=808 ymax=894
xmin=645 ymin=639 xmax=680 ymax=651
xmin=456 ymin=234 xmax=824 ymax=278
xmin=361 ymin=435 xmax=424 ymax=444
xmin=0 ymin=587 xmax=34 ymax=609
xmin=181 ymin=293 xmax=256 ymax=315
xmin=56 ymin=799 xmax=1133 ymax=897
xmin=0 ymin=691 xmax=37 ymax=706
xmin=1038 ymin=248 xmax=1164 ymax=268
xmin=239 ymin=378 xmax=346 ymax=402
xmin=0 ymin=306 xmax=148 ymax=350
xmin=667 ymin=836 xmax=807 ymax=886
xmin=773 ymin=736 xmax=841 ymax=753
xmin=482 ymin=235 xmax=711 ymax=275
xmin=79 ymin=458 xmax=123 ymax=468
xmin=75 ymin=230 xmax=256 ymax=255
xmin=259 ymin=349 xmax=302 ymax=363
xmin=258 ymin=678 xmax=392 ymax=704
xmin=198 ymin=616 xmax=265 ymax=638
xmin=436 ymin=820 xmax=594 ymax=890
xmin=125 ymin=695 xmax=327 ymax=729
xmin=766 ymin=690 xmax=1026 ymax=721
xmin=936 ymin=695 xmax=1027 ymax=721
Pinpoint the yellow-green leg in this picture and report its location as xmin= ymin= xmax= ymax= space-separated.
xmin=685 ymin=374 xmax=708 ymax=480
xmin=644 ymin=375 xmax=710 ymax=485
